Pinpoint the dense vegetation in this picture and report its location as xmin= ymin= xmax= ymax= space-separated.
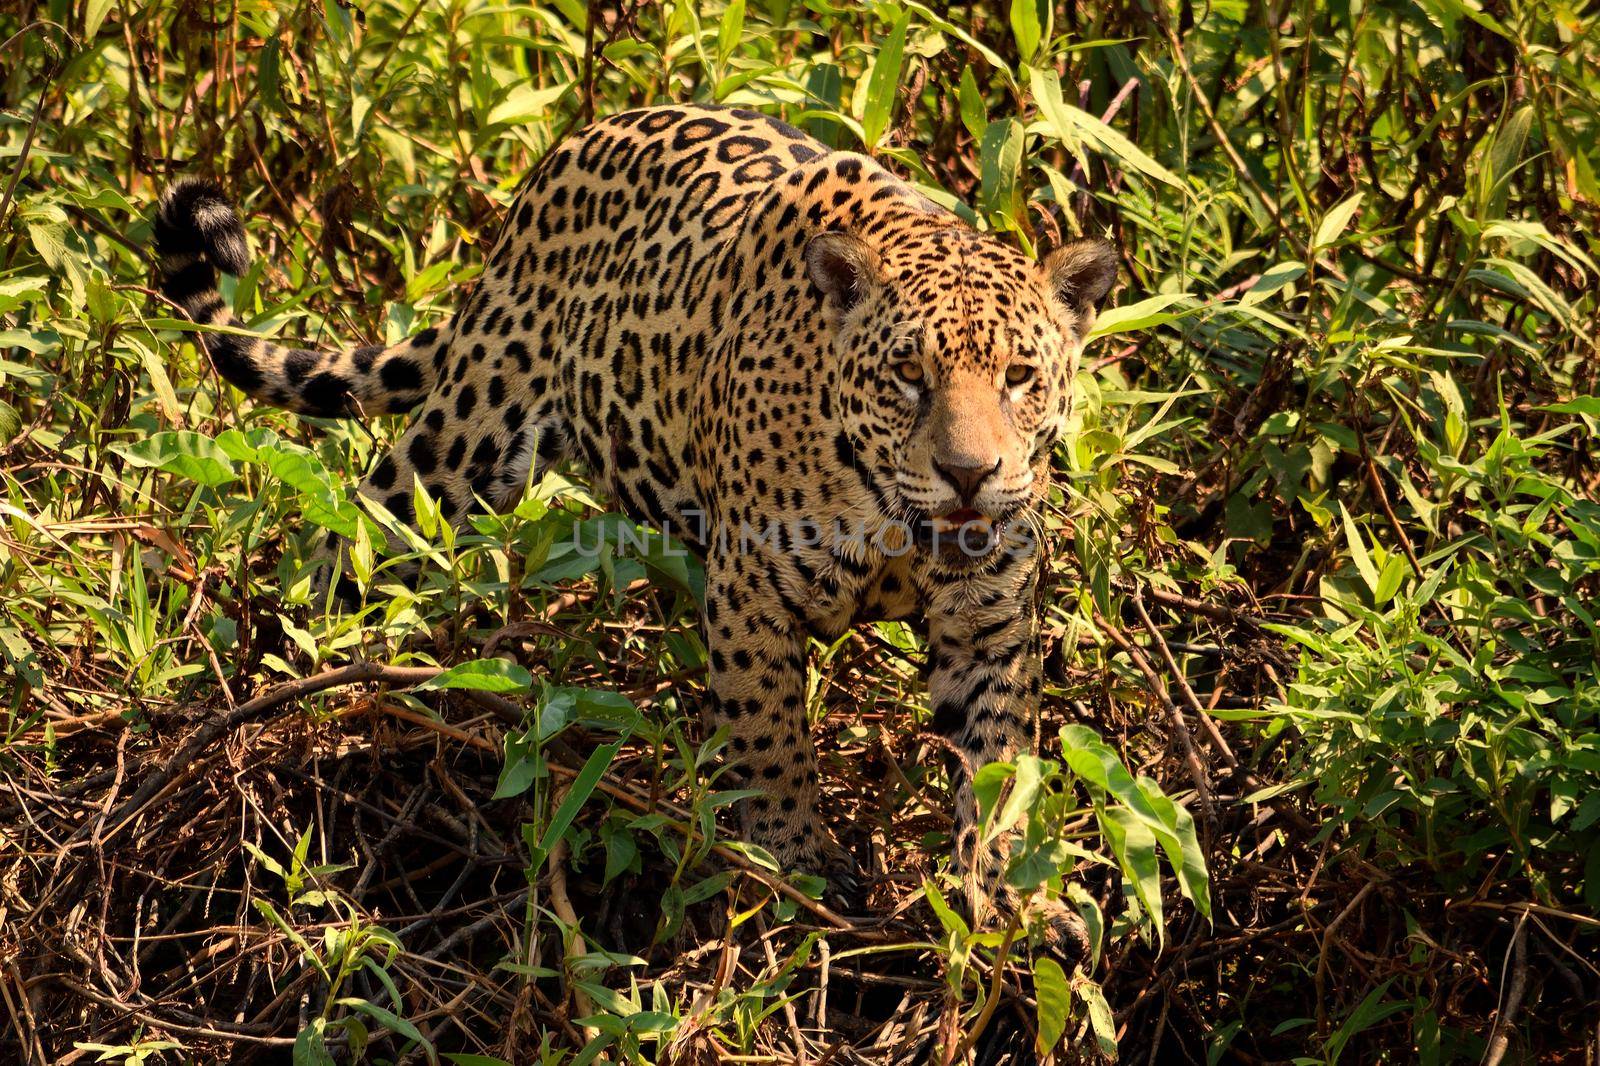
xmin=3 ymin=0 xmax=1598 ymax=1062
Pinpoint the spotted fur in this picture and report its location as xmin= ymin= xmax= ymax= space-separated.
xmin=156 ymin=105 xmax=1118 ymax=946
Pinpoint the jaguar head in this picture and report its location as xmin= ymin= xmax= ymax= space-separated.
xmin=807 ymin=227 xmax=1117 ymax=552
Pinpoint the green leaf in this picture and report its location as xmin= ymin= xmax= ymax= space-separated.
xmin=716 ymin=0 xmax=746 ymax=63
xmin=486 ymin=83 xmax=571 ymax=128
xmin=1086 ymin=293 xmax=1191 ymax=340
xmin=1009 ymin=0 xmax=1046 ymax=63
xmin=0 ymin=401 xmax=22 ymax=444
xmin=603 ymin=824 xmax=639 ymax=886
xmin=1314 ymin=193 xmax=1364 ymax=250
xmin=293 ymin=1018 xmax=337 ymax=1066
xmin=252 ymin=899 xmax=328 ymax=980
xmin=131 ymin=336 xmax=182 ymax=422
xmin=526 ymin=739 xmax=623 ymax=870
xmin=1065 ymin=882 xmax=1104 ymax=968
xmin=957 ymin=66 xmax=986 ymax=141
xmin=861 ymin=9 xmax=911 ymax=149
xmin=1102 ymin=806 xmax=1162 ymax=937
xmin=1483 ymin=105 xmax=1533 ymax=216
xmin=250 ymin=442 xmax=363 ymax=538
xmin=996 ymin=754 xmax=1047 ymax=837
xmin=1137 ymin=777 xmax=1211 ymax=920
xmin=417 ymin=659 xmax=533 ymax=693
xmin=26 ymin=219 xmax=68 ymax=270
xmin=115 ymin=431 xmax=238 ymax=488
xmin=1033 ymin=956 xmax=1070 ymax=1053
xmin=84 ymin=0 xmax=115 ymax=36
xmin=335 ymin=998 xmax=436 ymax=1063
xmin=1374 ymin=554 xmax=1407 ymax=605
xmin=1074 ymin=976 xmax=1119 ymax=1059
xmin=1326 ymin=981 xmax=1407 ymax=1064
xmin=1338 ymin=501 xmax=1381 ymax=596
xmin=1541 ymin=396 xmax=1600 ymax=417
xmin=978 ymin=118 xmax=1024 ymax=220
xmin=923 ymin=878 xmax=970 ymax=939
xmin=1033 ymin=68 xmax=1183 ymax=189
xmin=494 ymin=730 xmax=543 ymax=800
xmin=259 ymin=32 xmax=283 ymax=113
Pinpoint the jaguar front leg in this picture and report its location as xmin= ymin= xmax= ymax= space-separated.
xmin=701 ymin=551 xmax=853 ymax=886
xmin=924 ymin=544 xmax=1088 ymax=959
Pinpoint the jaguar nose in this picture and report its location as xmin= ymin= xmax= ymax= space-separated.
xmin=934 ymin=457 xmax=1001 ymax=504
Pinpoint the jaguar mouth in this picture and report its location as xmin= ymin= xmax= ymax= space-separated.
xmin=936 ymin=507 xmax=987 ymax=528
xmin=896 ymin=496 xmax=1028 ymax=560
xmin=927 ymin=508 xmax=1005 ymax=558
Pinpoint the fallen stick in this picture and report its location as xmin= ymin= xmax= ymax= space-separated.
xmin=83 ymin=662 xmax=446 ymax=847
xmin=1483 ymin=913 xmax=1531 ymax=1066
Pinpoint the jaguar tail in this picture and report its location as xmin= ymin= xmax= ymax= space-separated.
xmin=153 ymin=177 xmax=449 ymax=417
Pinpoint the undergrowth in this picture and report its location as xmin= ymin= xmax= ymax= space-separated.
xmin=2 ymin=0 xmax=1598 ymax=1063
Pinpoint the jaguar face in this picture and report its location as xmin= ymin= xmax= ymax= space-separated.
xmin=807 ymin=229 xmax=1118 ymax=552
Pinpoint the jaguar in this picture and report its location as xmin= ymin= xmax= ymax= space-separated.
xmin=154 ymin=103 xmax=1118 ymax=950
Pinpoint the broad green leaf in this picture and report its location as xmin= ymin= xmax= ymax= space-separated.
xmin=1374 ymin=553 xmax=1408 ymax=605
xmin=294 ymin=1018 xmax=337 ymax=1066
xmin=978 ymin=118 xmax=1024 ymax=220
xmin=0 ymin=401 xmax=21 ymax=444
xmin=861 ymin=10 xmax=911 ymax=149
xmin=1032 ymin=68 xmax=1182 ymax=189
xmin=1065 ymin=881 xmax=1104 ymax=968
xmin=25 ymin=220 xmax=68 ymax=270
xmin=923 ymin=878 xmax=970 ymax=939
xmin=116 ymin=431 xmax=238 ymax=488
xmin=996 ymin=754 xmax=1046 ymax=839
xmin=1033 ymin=956 xmax=1070 ymax=1053
xmin=526 ymin=739 xmax=623 ymax=870
xmin=1338 ymin=501 xmax=1380 ymax=596
xmin=1102 ymin=806 xmax=1163 ymax=939
xmin=1086 ymin=293 xmax=1191 ymax=340
xmin=84 ymin=0 xmax=115 ymax=36
xmin=259 ymin=33 xmax=283 ymax=113
xmin=1138 ymin=777 xmax=1211 ymax=920
xmin=1542 ymin=396 xmax=1600 ymax=417
xmin=130 ymin=336 xmax=182 ymax=422
xmin=495 ymin=731 xmax=543 ymax=800
xmin=486 ymin=83 xmax=571 ymax=127
xmin=1314 ymin=193 xmax=1364 ymax=250
xmin=1074 ymin=976 xmax=1119 ymax=1059
xmin=716 ymin=0 xmax=746 ymax=63
xmin=416 ymin=659 xmax=533 ymax=693
xmin=1009 ymin=0 xmax=1046 ymax=63
xmin=957 ymin=66 xmax=986 ymax=141
xmin=335 ymin=998 xmax=435 ymax=1062
xmin=1482 ymin=105 xmax=1532 ymax=217
xmin=1238 ymin=261 xmax=1307 ymax=307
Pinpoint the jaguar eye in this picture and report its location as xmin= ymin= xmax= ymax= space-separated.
xmin=894 ymin=361 xmax=925 ymax=387
xmin=1005 ymin=363 xmax=1037 ymax=388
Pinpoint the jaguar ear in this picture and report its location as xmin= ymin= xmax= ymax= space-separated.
xmin=805 ymin=231 xmax=881 ymax=313
xmin=1041 ymin=237 xmax=1118 ymax=330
